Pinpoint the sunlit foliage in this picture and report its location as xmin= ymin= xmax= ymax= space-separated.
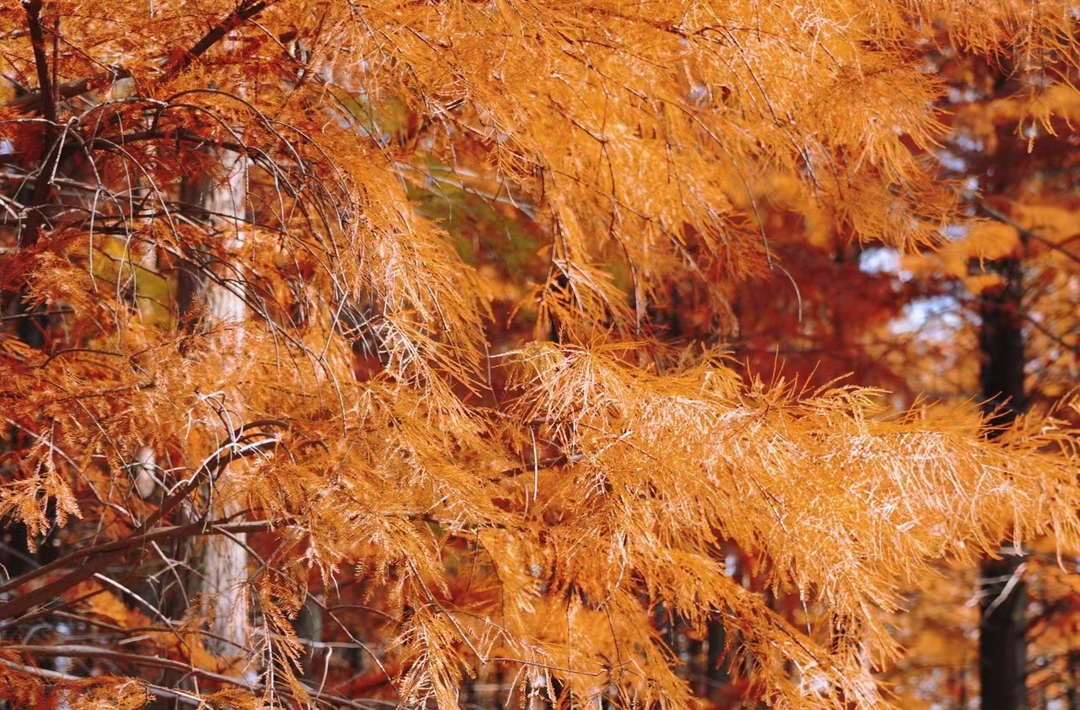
xmin=2 ymin=1 xmax=1080 ymax=709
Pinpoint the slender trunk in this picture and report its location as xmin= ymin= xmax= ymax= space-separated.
xmin=1067 ymin=650 xmax=1079 ymax=710
xmin=704 ymin=615 xmax=730 ymax=703
xmin=978 ymin=256 xmax=1027 ymax=710
xmin=180 ymin=149 xmax=251 ymax=657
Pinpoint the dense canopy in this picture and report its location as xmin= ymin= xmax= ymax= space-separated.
xmin=2 ymin=1 xmax=1080 ymax=709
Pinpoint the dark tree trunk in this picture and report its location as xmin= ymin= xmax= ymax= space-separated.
xmin=979 ymin=554 xmax=1026 ymax=710
xmin=1067 ymin=650 xmax=1080 ymax=710
xmin=977 ymin=256 xmax=1027 ymax=710
xmin=704 ymin=615 xmax=730 ymax=703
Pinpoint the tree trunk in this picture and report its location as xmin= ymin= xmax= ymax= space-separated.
xmin=977 ymin=256 xmax=1027 ymax=710
xmin=180 ymin=149 xmax=251 ymax=657
xmin=704 ymin=615 xmax=730 ymax=703
xmin=1067 ymin=650 xmax=1079 ymax=710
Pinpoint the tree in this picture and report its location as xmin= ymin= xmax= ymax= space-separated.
xmin=2 ymin=2 xmax=1080 ymax=709
xmin=852 ymin=32 xmax=1080 ymax=708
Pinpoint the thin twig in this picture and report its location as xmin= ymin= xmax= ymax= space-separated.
xmin=978 ymin=201 xmax=1080 ymax=267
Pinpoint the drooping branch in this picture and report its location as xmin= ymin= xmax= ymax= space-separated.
xmin=0 ymin=433 xmax=281 ymax=623
xmin=1 ymin=645 xmax=376 ymax=709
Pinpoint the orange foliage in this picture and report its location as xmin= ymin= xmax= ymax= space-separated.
xmin=1 ymin=2 xmax=1080 ymax=710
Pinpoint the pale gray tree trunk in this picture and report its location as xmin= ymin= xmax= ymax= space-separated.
xmin=180 ymin=148 xmax=251 ymax=658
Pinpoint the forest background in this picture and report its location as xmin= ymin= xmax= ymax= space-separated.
xmin=2 ymin=1 xmax=1080 ymax=709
